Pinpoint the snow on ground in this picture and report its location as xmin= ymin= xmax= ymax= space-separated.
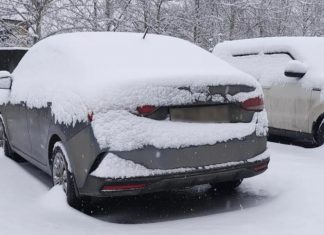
xmin=1 ymin=142 xmax=324 ymax=235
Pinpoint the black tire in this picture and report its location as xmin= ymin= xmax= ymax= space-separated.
xmin=315 ymin=122 xmax=324 ymax=146
xmin=211 ymin=179 xmax=243 ymax=194
xmin=52 ymin=144 xmax=91 ymax=212
xmin=0 ymin=118 xmax=25 ymax=162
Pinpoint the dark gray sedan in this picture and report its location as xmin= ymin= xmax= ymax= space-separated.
xmin=0 ymin=32 xmax=269 ymax=210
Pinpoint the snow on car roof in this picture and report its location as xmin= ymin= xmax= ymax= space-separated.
xmin=213 ymin=37 xmax=324 ymax=87
xmin=9 ymin=32 xmax=261 ymax=124
xmin=14 ymin=32 xmax=256 ymax=87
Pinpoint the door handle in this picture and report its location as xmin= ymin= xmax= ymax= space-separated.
xmin=313 ymin=88 xmax=321 ymax=91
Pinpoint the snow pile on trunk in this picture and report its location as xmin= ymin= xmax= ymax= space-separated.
xmin=213 ymin=37 xmax=324 ymax=88
xmin=89 ymin=90 xmax=267 ymax=151
xmin=9 ymin=32 xmax=260 ymax=125
xmin=92 ymin=110 xmax=268 ymax=151
xmin=91 ymin=150 xmax=270 ymax=179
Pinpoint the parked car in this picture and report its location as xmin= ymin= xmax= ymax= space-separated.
xmin=214 ymin=37 xmax=324 ymax=145
xmin=0 ymin=32 xmax=269 ymax=210
xmin=0 ymin=47 xmax=28 ymax=72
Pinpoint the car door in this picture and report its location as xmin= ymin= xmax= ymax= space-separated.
xmin=231 ymin=52 xmax=312 ymax=133
xmin=26 ymin=104 xmax=51 ymax=165
xmin=259 ymin=53 xmax=311 ymax=132
xmin=265 ymin=83 xmax=312 ymax=132
xmin=5 ymin=102 xmax=32 ymax=156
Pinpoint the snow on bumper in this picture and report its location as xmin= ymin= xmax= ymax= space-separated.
xmin=91 ymin=150 xmax=270 ymax=179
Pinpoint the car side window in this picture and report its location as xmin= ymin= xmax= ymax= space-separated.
xmin=0 ymin=50 xmax=27 ymax=73
xmin=232 ymin=52 xmax=295 ymax=86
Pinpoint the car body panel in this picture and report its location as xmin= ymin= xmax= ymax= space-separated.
xmin=5 ymin=103 xmax=32 ymax=155
xmin=113 ymin=133 xmax=266 ymax=170
xmin=80 ymin=153 xmax=270 ymax=197
xmin=27 ymin=105 xmax=52 ymax=164
xmin=63 ymin=124 xmax=101 ymax=187
xmin=264 ymin=83 xmax=312 ymax=133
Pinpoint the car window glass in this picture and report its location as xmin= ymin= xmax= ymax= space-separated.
xmin=0 ymin=50 xmax=27 ymax=73
xmin=232 ymin=53 xmax=295 ymax=86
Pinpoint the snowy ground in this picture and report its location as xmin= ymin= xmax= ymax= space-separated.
xmin=1 ymin=142 xmax=324 ymax=235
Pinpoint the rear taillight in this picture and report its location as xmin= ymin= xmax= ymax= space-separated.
xmin=87 ymin=111 xmax=94 ymax=122
xmin=241 ymin=97 xmax=264 ymax=111
xmin=102 ymin=183 xmax=146 ymax=192
xmin=136 ymin=105 xmax=158 ymax=116
xmin=253 ymin=163 xmax=268 ymax=172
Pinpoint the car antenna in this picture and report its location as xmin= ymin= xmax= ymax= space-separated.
xmin=142 ymin=27 xmax=149 ymax=39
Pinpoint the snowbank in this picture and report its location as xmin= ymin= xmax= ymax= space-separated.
xmin=10 ymin=32 xmax=261 ymax=125
xmin=91 ymin=149 xmax=270 ymax=179
xmin=213 ymin=37 xmax=324 ymax=87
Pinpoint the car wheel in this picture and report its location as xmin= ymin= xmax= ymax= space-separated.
xmin=52 ymin=144 xmax=91 ymax=211
xmin=0 ymin=118 xmax=25 ymax=162
xmin=315 ymin=122 xmax=324 ymax=146
xmin=210 ymin=179 xmax=243 ymax=193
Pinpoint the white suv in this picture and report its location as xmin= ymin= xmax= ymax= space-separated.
xmin=214 ymin=37 xmax=324 ymax=145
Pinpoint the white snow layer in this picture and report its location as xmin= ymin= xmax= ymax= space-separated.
xmin=91 ymin=110 xmax=268 ymax=151
xmin=1 ymin=143 xmax=324 ymax=235
xmin=213 ymin=37 xmax=324 ymax=88
xmin=91 ymin=150 xmax=270 ymax=179
xmin=9 ymin=32 xmax=261 ymax=125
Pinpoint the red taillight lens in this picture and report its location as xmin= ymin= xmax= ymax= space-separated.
xmin=87 ymin=111 xmax=94 ymax=122
xmin=253 ymin=163 xmax=268 ymax=172
xmin=136 ymin=105 xmax=157 ymax=115
xmin=102 ymin=184 xmax=146 ymax=192
xmin=241 ymin=97 xmax=264 ymax=111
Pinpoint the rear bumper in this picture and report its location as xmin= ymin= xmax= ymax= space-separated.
xmin=80 ymin=150 xmax=270 ymax=197
xmin=108 ymin=133 xmax=267 ymax=170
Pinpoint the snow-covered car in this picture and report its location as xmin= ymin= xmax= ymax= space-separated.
xmin=214 ymin=37 xmax=324 ymax=145
xmin=0 ymin=32 xmax=269 ymax=210
xmin=0 ymin=47 xmax=28 ymax=72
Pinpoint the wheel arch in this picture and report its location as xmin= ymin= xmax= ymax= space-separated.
xmin=48 ymin=134 xmax=62 ymax=165
xmin=312 ymin=113 xmax=324 ymax=143
xmin=309 ymin=102 xmax=324 ymax=133
xmin=0 ymin=113 xmax=8 ymax=136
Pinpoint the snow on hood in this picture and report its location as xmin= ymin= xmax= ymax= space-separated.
xmin=9 ymin=32 xmax=260 ymax=125
xmin=213 ymin=37 xmax=324 ymax=88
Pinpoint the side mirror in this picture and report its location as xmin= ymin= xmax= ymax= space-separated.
xmin=0 ymin=71 xmax=12 ymax=90
xmin=284 ymin=61 xmax=307 ymax=79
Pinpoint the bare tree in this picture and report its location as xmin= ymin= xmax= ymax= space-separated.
xmin=2 ymin=0 xmax=324 ymax=49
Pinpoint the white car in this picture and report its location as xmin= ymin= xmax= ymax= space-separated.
xmin=214 ymin=37 xmax=324 ymax=145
